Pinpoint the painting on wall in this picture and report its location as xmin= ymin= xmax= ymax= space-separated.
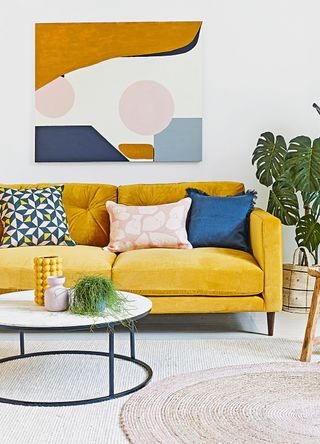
xmin=35 ymin=21 xmax=202 ymax=162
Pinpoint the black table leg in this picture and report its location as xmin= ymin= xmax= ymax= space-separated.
xmin=19 ymin=331 xmax=25 ymax=355
xmin=109 ymin=327 xmax=115 ymax=398
xmin=130 ymin=321 xmax=135 ymax=359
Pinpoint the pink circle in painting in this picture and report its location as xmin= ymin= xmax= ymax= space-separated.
xmin=119 ymin=80 xmax=174 ymax=135
xmin=36 ymin=77 xmax=75 ymax=118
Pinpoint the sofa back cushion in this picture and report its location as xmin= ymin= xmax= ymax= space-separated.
xmin=118 ymin=182 xmax=244 ymax=206
xmin=0 ymin=182 xmax=244 ymax=246
xmin=0 ymin=183 xmax=117 ymax=247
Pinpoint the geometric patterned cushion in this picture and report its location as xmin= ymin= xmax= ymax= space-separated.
xmin=0 ymin=185 xmax=76 ymax=248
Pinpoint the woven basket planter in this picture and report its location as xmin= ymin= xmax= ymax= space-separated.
xmin=283 ymin=247 xmax=317 ymax=313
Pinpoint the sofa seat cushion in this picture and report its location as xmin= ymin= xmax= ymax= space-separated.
xmin=0 ymin=245 xmax=116 ymax=291
xmin=112 ymin=247 xmax=263 ymax=296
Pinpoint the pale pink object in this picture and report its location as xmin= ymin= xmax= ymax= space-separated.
xmin=36 ymin=77 xmax=75 ymax=118
xmin=44 ymin=276 xmax=69 ymax=312
xmin=119 ymin=80 xmax=174 ymax=135
xmin=105 ymin=198 xmax=192 ymax=252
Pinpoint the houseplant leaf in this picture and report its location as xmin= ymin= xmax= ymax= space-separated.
xmin=311 ymin=192 xmax=320 ymax=218
xmin=302 ymin=191 xmax=320 ymax=218
xmin=286 ymin=136 xmax=320 ymax=192
xmin=295 ymin=214 xmax=320 ymax=261
xmin=267 ymin=180 xmax=300 ymax=225
xmin=252 ymin=132 xmax=287 ymax=187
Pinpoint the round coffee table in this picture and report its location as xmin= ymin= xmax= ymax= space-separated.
xmin=0 ymin=290 xmax=152 ymax=407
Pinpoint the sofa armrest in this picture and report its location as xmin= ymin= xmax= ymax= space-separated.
xmin=250 ymin=208 xmax=283 ymax=311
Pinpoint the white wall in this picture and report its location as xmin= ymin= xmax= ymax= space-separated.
xmin=1 ymin=0 xmax=320 ymax=261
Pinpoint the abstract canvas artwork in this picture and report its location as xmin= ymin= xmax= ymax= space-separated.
xmin=35 ymin=22 xmax=202 ymax=162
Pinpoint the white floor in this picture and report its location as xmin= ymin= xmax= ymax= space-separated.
xmin=0 ymin=310 xmax=316 ymax=343
xmin=0 ymin=310 xmax=318 ymax=444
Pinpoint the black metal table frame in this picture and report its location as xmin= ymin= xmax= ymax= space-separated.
xmin=0 ymin=311 xmax=152 ymax=407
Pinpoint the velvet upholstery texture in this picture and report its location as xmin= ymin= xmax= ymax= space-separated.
xmin=118 ymin=181 xmax=244 ymax=205
xmin=112 ymin=247 xmax=263 ymax=296
xmin=0 ymin=245 xmax=116 ymax=291
xmin=0 ymin=182 xmax=283 ymax=315
xmin=148 ymin=295 xmax=265 ymax=314
xmin=0 ymin=183 xmax=117 ymax=247
xmin=186 ymin=189 xmax=255 ymax=252
xmin=250 ymin=208 xmax=283 ymax=312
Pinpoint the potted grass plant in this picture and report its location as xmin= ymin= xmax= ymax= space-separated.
xmin=69 ymin=275 xmax=128 ymax=317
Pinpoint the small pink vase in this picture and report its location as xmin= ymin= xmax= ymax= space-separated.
xmin=44 ymin=276 xmax=69 ymax=312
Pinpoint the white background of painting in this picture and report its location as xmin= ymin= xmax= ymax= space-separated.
xmin=36 ymin=41 xmax=202 ymax=150
xmin=1 ymin=0 xmax=320 ymax=260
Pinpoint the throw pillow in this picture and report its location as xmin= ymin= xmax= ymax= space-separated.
xmin=105 ymin=198 xmax=192 ymax=252
xmin=0 ymin=185 xmax=76 ymax=248
xmin=186 ymin=188 xmax=256 ymax=252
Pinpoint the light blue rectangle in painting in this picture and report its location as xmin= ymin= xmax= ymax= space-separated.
xmin=154 ymin=118 xmax=202 ymax=162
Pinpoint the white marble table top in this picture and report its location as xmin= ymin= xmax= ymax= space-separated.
xmin=0 ymin=291 xmax=152 ymax=329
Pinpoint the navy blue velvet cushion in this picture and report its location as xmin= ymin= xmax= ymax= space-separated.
xmin=186 ymin=188 xmax=256 ymax=252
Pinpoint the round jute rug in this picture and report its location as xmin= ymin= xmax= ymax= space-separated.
xmin=121 ymin=362 xmax=320 ymax=443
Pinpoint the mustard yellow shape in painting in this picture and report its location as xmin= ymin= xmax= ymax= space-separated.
xmin=35 ymin=22 xmax=202 ymax=89
xmin=119 ymin=144 xmax=154 ymax=160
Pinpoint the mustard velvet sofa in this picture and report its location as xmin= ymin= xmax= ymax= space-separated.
xmin=0 ymin=182 xmax=282 ymax=335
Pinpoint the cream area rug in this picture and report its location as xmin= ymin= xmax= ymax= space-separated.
xmin=121 ymin=362 xmax=320 ymax=444
xmin=0 ymin=337 xmax=317 ymax=444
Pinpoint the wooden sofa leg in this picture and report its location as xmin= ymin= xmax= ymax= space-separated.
xmin=267 ymin=312 xmax=275 ymax=336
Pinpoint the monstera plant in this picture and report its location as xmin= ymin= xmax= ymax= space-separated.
xmin=252 ymin=132 xmax=320 ymax=263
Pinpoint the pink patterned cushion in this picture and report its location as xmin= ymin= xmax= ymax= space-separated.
xmin=104 ymin=198 xmax=192 ymax=252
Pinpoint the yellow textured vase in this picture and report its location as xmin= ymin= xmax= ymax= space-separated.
xmin=34 ymin=256 xmax=63 ymax=305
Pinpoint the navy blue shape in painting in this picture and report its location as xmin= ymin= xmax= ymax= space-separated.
xmin=35 ymin=126 xmax=129 ymax=162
